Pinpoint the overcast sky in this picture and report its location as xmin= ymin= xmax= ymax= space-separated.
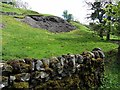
xmin=21 ymin=0 xmax=95 ymax=24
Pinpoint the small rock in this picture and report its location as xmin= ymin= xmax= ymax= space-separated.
xmin=57 ymin=56 xmax=65 ymax=66
xmin=2 ymin=64 xmax=13 ymax=76
xmin=20 ymin=63 xmax=30 ymax=73
xmin=40 ymin=71 xmax=49 ymax=79
xmin=15 ymin=73 xmax=30 ymax=82
xmin=0 ymin=76 xmax=8 ymax=89
xmin=8 ymin=60 xmax=21 ymax=73
xmin=21 ymin=73 xmax=30 ymax=82
xmin=97 ymin=50 xmax=105 ymax=59
xmin=24 ymin=58 xmax=35 ymax=71
xmin=75 ymin=54 xmax=84 ymax=64
xmin=92 ymin=51 xmax=100 ymax=59
xmin=36 ymin=60 xmax=45 ymax=71
xmin=10 ymin=76 xmax=16 ymax=82
xmin=42 ymin=58 xmax=50 ymax=68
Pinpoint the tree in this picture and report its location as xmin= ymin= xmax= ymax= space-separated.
xmin=104 ymin=1 xmax=120 ymax=40
xmin=14 ymin=0 xmax=30 ymax=9
xmin=86 ymin=1 xmax=108 ymax=39
xmin=87 ymin=0 xmax=120 ymax=40
xmin=62 ymin=10 xmax=74 ymax=22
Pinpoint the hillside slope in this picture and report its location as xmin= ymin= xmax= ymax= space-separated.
xmin=1 ymin=3 xmax=118 ymax=60
xmin=1 ymin=15 xmax=118 ymax=60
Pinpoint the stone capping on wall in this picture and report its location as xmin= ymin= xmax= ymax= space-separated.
xmin=0 ymin=48 xmax=105 ymax=89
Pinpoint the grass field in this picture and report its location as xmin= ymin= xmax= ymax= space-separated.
xmin=1 ymin=3 xmax=120 ymax=89
xmin=1 ymin=15 xmax=118 ymax=60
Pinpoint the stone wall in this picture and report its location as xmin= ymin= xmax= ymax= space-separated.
xmin=0 ymin=48 xmax=105 ymax=89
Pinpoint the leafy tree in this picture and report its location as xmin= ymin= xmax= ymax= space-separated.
xmin=104 ymin=1 xmax=120 ymax=40
xmin=87 ymin=1 xmax=108 ymax=39
xmin=14 ymin=0 xmax=30 ymax=9
xmin=62 ymin=10 xmax=74 ymax=22
xmin=87 ymin=0 xmax=120 ymax=40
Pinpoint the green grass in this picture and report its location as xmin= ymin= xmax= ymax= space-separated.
xmin=0 ymin=2 xmax=39 ymax=15
xmin=1 ymin=15 xmax=118 ymax=60
xmin=0 ymin=3 xmax=53 ymax=16
xmin=99 ymin=49 xmax=120 ymax=89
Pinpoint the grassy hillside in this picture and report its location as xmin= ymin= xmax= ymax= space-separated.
xmin=0 ymin=2 xmax=39 ymax=15
xmin=0 ymin=3 xmax=118 ymax=60
xmin=1 ymin=15 xmax=118 ymax=60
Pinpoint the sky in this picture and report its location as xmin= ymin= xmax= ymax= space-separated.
xmin=21 ymin=0 xmax=94 ymax=24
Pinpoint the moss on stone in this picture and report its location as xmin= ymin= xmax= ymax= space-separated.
xmin=13 ymin=82 xmax=29 ymax=88
xmin=35 ymin=75 xmax=80 ymax=89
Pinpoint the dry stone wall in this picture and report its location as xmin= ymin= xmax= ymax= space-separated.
xmin=0 ymin=48 xmax=105 ymax=89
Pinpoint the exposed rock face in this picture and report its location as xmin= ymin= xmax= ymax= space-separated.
xmin=0 ymin=48 xmax=105 ymax=89
xmin=23 ymin=15 xmax=76 ymax=33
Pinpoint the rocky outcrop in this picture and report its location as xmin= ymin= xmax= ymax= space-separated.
xmin=0 ymin=48 xmax=105 ymax=89
xmin=23 ymin=15 xmax=76 ymax=33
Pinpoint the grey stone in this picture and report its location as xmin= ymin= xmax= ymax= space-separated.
xmin=56 ymin=63 xmax=63 ymax=74
xmin=40 ymin=71 xmax=49 ymax=79
xmin=97 ymin=50 xmax=105 ymax=59
xmin=0 ymin=63 xmax=5 ymax=69
xmin=24 ymin=58 xmax=35 ymax=71
xmin=31 ymin=61 xmax=35 ymax=71
xmin=36 ymin=60 xmax=45 ymax=71
xmin=42 ymin=58 xmax=50 ymax=66
xmin=92 ymin=51 xmax=100 ymax=58
xmin=2 ymin=64 xmax=13 ymax=75
xmin=70 ymin=55 xmax=76 ymax=67
xmin=15 ymin=73 xmax=30 ymax=82
xmin=69 ymin=55 xmax=76 ymax=73
xmin=75 ymin=54 xmax=84 ymax=64
xmin=92 ymin=48 xmax=105 ymax=59
xmin=21 ymin=73 xmax=30 ymax=82
xmin=10 ymin=76 xmax=16 ymax=82
xmin=57 ymin=56 xmax=65 ymax=66
xmin=0 ymin=76 xmax=8 ymax=88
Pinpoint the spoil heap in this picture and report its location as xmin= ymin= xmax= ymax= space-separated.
xmin=23 ymin=15 xmax=76 ymax=33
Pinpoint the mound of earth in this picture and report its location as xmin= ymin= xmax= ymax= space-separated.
xmin=23 ymin=15 xmax=76 ymax=33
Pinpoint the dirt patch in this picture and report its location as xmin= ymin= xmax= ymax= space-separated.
xmin=0 ymin=23 xmax=5 ymax=29
xmin=23 ymin=15 xmax=76 ymax=33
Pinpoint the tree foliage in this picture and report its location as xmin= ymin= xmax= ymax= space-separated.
xmin=87 ymin=0 xmax=120 ymax=40
xmin=87 ymin=1 xmax=108 ymax=39
xmin=104 ymin=1 xmax=120 ymax=40
xmin=62 ymin=10 xmax=74 ymax=22
xmin=14 ymin=0 xmax=30 ymax=9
